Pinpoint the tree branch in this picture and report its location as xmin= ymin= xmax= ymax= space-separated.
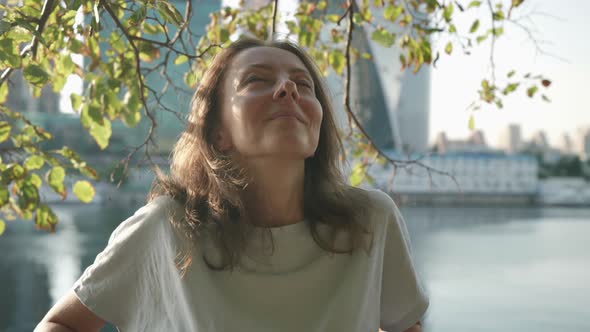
xmin=102 ymin=1 xmax=156 ymax=167
xmin=0 ymin=0 xmax=57 ymax=86
xmin=342 ymin=0 xmax=459 ymax=187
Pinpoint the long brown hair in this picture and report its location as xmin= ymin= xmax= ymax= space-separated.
xmin=149 ymin=37 xmax=372 ymax=274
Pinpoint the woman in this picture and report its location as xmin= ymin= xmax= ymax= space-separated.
xmin=36 ymin=38 xmax=428 ymax=332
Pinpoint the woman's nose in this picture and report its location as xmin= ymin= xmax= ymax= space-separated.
xmin=273 ymin=80 xmax=300 ymax=102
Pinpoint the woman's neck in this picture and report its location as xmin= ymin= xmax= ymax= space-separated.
xmin=241 ymin=158 xmax=305 ymax=227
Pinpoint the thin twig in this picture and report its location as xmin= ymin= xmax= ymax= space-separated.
xmin=343 ymin=1 xmax=354 ymax=136
xmin=486 ymin=0 xmax=497 ymax=85
xmin=271 ymin=0 xmax=279 ymax=39
xmin=103 ymin=2 xmax=156 ymax=167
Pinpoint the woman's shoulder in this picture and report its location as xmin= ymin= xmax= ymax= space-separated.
xmin=106 ymin=195 xmax=184 ymax=251
xmin=342 ymin=186 xmax=398 ymax=217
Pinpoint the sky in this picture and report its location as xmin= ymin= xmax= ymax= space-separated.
xmin=429 ymin=0 xmax=590 ymax=148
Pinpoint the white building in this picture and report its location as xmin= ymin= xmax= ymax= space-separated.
xmin=435 ymin=130 xmax=494 ymax=154
xmin=369 ymin=152 xmax=539 ymax=204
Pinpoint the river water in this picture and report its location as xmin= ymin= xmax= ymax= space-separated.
xmin=1 ymin=201 xmax=589 ymax=331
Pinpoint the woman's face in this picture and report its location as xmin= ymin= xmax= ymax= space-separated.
xmin=216 ymin=46 xmax=323 ymax=161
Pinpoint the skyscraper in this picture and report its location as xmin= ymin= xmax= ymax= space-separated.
xmin=362 ymin=6 xmax=431 ymax=153
xmin=499 ymin=124 xmax=522 ymax=153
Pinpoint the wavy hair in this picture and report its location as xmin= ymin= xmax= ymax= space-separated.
xmin=149 ymin=38 xmax=372 ymax=274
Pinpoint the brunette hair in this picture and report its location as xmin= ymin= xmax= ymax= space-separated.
xmin=149 ymin=37 xmax=372 ymax=274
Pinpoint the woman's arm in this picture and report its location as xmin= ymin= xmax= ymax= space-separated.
xmin=380 ymin=321 xmax=422 ymax=332
xmin=35 ymin=290 xmax=106 ymax=332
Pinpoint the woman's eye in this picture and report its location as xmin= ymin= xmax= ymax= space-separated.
xmin=245 ymin=76 xmax=265 ymax=84
xmin=297 ymin=81 xmax=312 ymax=89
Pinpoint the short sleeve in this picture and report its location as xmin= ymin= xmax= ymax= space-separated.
xmin=372 ymin=190 xmax=429 ymax=332
xmin=72 ymin=196 xmax=184 ymax=328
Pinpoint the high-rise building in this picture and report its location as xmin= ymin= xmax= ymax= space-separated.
xmin=499 ymin=124 xmax=522 ymax=153
xmin=318 ymin=1 xmax=430 ymax=153
xmin=560 ymin=133 xmax=574 ymax=154
xmin=348 ymin=25 xmax=396 ymax=150
xmin=582 ymin=128 xmax=590 ymax=159
xmin=363 ymin=6 xmax=430 ymax=153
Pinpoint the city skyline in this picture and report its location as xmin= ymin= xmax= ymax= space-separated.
xmin=429 ymin=0 xmax=590 ymax=148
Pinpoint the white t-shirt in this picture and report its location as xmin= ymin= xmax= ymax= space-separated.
xmin=73 ymin=189 xmax=429 ymax=332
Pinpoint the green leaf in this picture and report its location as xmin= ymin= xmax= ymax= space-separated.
xmin=142 ymin=22 xmax=165 ymax=35
xmin=507 ymin=70 xmax=516 ymax=78
xmin=220 ymin=28 xmax=230 ymax=43
xmin=89 ymin=117 xmax=112 ymax=149
xmin=80 ymin=166 xmax=99 ymax=180
xmin=24 ymin=156 xmax=44 ymax=170
xmin=70 ymin=93 xmax=83 ymax=112
xmin=23 ymin=64 xmax=50 ymax=86
xmin=19 ymin=182 xmax=39 ymax=210
xmin=512 ymin=0 xmax=524 ymax=8
xmin=326 ymin=14 xmax=340 ymax=23
xmin=0 ymin=81 xmax=7 ymax=103
xmin=123 ymin=109 xmax=141 ymax=128
xmin=87 ymin=103 xmax=103 ymax=125
xmin=541 ymin=94 xmax=551 ymax=102
xmin=493 ymin=10 xmax=505 ymax=21
xmin=527 ymin=86 xmax=538 ymax=97
xmin=57 ymin=54 xmax=75 ymax=75
xmin=317 ymin=1 xmax=327 ymax=10
xmin=0 ymin=121 xmax=10 ymax=143
xmin=157 ymin=1 xmax=184 ymax=27
xmin=476 ymin=34 xmax=488 ymax=43
xmin=0 ymin=219 xmax=5 ymax=236
xmin=0 ymin=39 xmax=21 ymax=67
xmin=443 ymin=3 xmax=454 ymax=22
xmin=80 ymin=104 xmax=91 ymax=129
xmin=35 ymin=204 xmax=57 ymax=230
xmin=491 ymin=27 xmax=504 ymax=36
xmin=0 ymin=187 xmax=8 ymax=207
xmin=129 ymin=5 xmax=147 ymax=26
xmin=174 ymin=54 xmax=188 ymax=65
xmin=4 ymin=164 xmax=25 ymax=180
xmin=46 ymin=166 xmax=66 ymax=198
xmin=73 ymin=180 xmax=95 ymax=203
xmin=448 ymin=24 xmax=457 ymax=33
xmin=87 ymin=35 xmax=100 ymax=59
xmin=468 ymin=1 xmax=482 ymax=8
xmin=184 ymin=71 xmax=199 ymax=88
xmin=469 ymin=19 xmax=480 ymax=33
xmin=371 ymin=28 xmax=395 ymax=47
xmin=328 ymin=51 xmax=345 ymax=75
xmin=109 ymin=32 xmax=125 ymax=53
xmin=0 ymin=20 xmax=11 ymax=35
xmin=468 ymin=115 xmax=475 ymax=130
xmin=383 ymin=5 xmax=403 ymax=21
xmin=26 ymin=173 xmax=42 ymax=189
xmin=445 ymin=42 xmax=453 ymax=55
xmin=502 ymin=83 xmax=519 ymax=95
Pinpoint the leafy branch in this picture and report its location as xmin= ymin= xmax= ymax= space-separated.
xmin=0 ymin=0 xmax=553 ymax=235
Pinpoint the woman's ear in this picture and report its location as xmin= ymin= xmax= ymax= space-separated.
xmin=215 ymin=126 xmax=233 ymax=152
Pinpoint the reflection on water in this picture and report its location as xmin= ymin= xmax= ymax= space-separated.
xmin=0 ymin=203 xmax=137 ymax=332
xmin=0 ymin=202 xmax=589 ymax=331
xmin=400 ymin=206 xmax=590 ymax=332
